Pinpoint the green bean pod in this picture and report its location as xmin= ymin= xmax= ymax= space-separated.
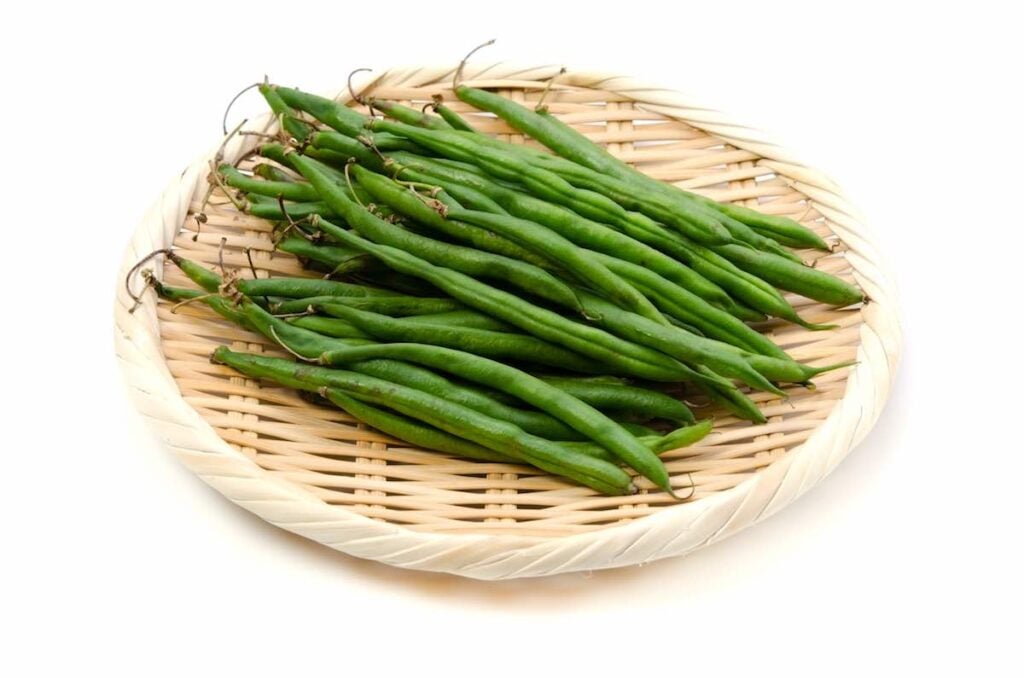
xmin=448 ymin=207 xmax=669 ymax=325
xmin=371 ymin=99 xmax=452 ymax=130
xmin=714 ymin=244 xmax=864 ymax=307
xmin=590 ymin=251 xmax=790 ymax=359
xmin=682 ymin=196 xmax=831 ymax=252
xmin=291 ymin=154 xmax=589 ymax=315
xmin=160 ymin=262 xmax=589 ymax=441
xmin=564 ymin=419 xmax=713 ymax=460
xmin=540 ymin=377 xmax=695 ymax=425
xmin=315 ymin=302 xmax=601 ymax=373
xmin=217 ymin=164 xmax=320 ymax=202
xmin=321 ymin=389 xmax=514 ymax=462
xmin=253 ymin=163 xmax=297 ymax=183
xmin=234 ymin=299 xmax=676 ymax=493
xmin=455 ymin=87 xmax=806 ymax=259
xmin=351 ymin=165 xmax=545 ymax=266
xmin=401 ymin=309 xmax=513 ymax=332
xmin=388 ymin=152 xmax=739 ymax=313
xmin=369 ymin=119 xmax=733 ymax=247
xmin=575 ymin=291 xmax=786 ymax=396
xmin=213 ymin=347 xmax=635 ymax=495
xmin=272 ymin=295 xmax=462 ymax=317
xmin=307 ymin=212 xmax=694 ymax=383
xmin=276 ymin=235 xmax=369 ymax=272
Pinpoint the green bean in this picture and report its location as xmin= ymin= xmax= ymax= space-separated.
xmin=371 ymin=99 xmax=452 ymax=130
xmin=388 ymin=152 xmax=739 ymax=313
xmin=370 ymin=119 xmax=733 ymax=247
xmin=307 ymin=212 xmax=694 ymax=383
xmin=684 ymin=196 xmax=831 ymax=251
xmin=449 ymin=207 xmax=669 ymax=325
xmin=258 ymin=83 xmax=316 ymax=142
xmin=161 ymin=260 xmax=591 ymax=441
xmin=240 ymin=277 xmax=395 ymax=299
xmin=273 ymin=85 xmax=366 ymax=137
xmin=695 ymin=365 xmax=766 ymax=424
xmin=430 ymin=98 xmax=479 ymax=133
xmin=217 ymin=164 xmax=319 ymax=202
xmin=563 ymin=420 xmax=713 ymax=460
xmin=234 ymin=298 xmax=675 ymax=493
xmin=288 ymin=315 xmax=371 ymax=339
xmin=351 ymin=165 xmax=545 ymax=266
xmin=276 ymin=234 xmax=369 ymax=271
xmin=574 ymin=291 xmax=786 ymax=395
xmin=713 ymin=244 xmax=864 ymax=307
xmin=320 ymin=389 xmax=514 ymax=462
xmin=454 ymin=87 xmax=803 ymax=258
xmin=247 ymin=199 xmax=333 ymax=222
xmin=290 ymin=155 xmax=591 ymax=314
xmin=589 ymin=251 xmax=790 ymax=360
xmin=401 ymin=309 xmax=513 ymax=332
xmin=309 ymin=131 xmax=387 ymax=173
xmin=316 ymin=301 xmax=601 ymax=373
xmin=153 ymin=283 xmax=251 ymax=328
xmin=253 ymin=163 xmax=297 ymax=183
xmin=395 ymin=167 xmax=508 ymax=215
xmin=540 ymin=377 xmax=695 ymax=424
xmin=272 ymin=295 xmax=462 ymax=316
xmin=213 ymin=347 xmax=635 ymax=495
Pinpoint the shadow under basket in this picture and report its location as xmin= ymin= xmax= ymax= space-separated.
xmin=114 ymin=63 xmax=901 ymax=580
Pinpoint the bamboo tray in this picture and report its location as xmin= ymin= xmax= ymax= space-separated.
xmin=114 ymin=63 xmax=901 ymax=580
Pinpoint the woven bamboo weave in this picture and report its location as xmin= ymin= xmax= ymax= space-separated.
xmin=114 ymin=63 xmax=900 ymax=580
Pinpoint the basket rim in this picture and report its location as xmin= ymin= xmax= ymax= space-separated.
xmin=114 ymin=61 xmax=901 ymax=580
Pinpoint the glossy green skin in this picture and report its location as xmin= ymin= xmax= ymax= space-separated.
xmin=575 ymin=291 xmax=785 ymax=396
xmin=271 ymin=86 xmax=424 ymax=153
xmin=455 ymin=87 xmax=810 ymax=259
xmin=591 ymin=251 xmax=790 ymax=360
xmin=401 ymin=310 xmax=512 ymax=332
xmin=371 ymin=119 xmax=732 ymax=247
xmin=253 ymin=164 xmax=296 ymax=183
xmin=685 ymin=194 xmax=831 ymax=252
xmin=373 ymin=100 xmax=452 ymax=131
xmin=292 ymin=155 xmax=590 ymax=315
xmin=449 ymin=207 xmax=669 ymax=325
xmin=433 ymin=104 xmax=478 ymax=133
xmin=351 ymin=166 xmax=544 ymax=266
xmin=240 ymin=277 xmax=395 ymax=299
xmin=539 ymin=378 xmax=695 ymax=425
xmin=563 ymin=420 xmax=713 ymax=458
xmin=218 ymin=164 xmax=320 ymax=202
xmin=236 ymin=298 xmax=673 ymax=493
xmin=307 ymin=213 xmax=693 ymax=383
xmin=248 ymin=199 xmax=333 ymax=222
xmin=398 ymin=167 xmax=508 ymax=215
xmin=276 ymin=235 xmax=367 ymax=271
xmin=316 ymin=302 xmax=600 ymax=373
xmin=258 ymin=84 xmax=316 ymax=142
xmin=320 ymin=389 xmax=515 ymax=463
xmin=389 ymin=152 xmax=738 ymax=313
xmin=310 ymin=131 xmax=386 ymax=173
xmin=288 ymin=315 xmax=371 ymax=339
xmin=162 ymin=261 xmax=591 ymax=441
xmin=272 ymin=295 xmax=462 ymax=317
xmin=213 ymin=347 xmax=634 ymax=495
xmin=713 ymin=244 xmax=864 ymax=307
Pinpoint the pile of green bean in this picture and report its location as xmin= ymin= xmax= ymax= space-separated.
xmin=142 ymin=73 xmax=862 ymax=497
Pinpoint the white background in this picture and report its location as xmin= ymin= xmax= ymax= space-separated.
xmin=3 ymin=1 xmax=1022 ymax=676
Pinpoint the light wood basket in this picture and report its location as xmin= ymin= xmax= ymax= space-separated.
xmin=114 ymin=63 xmax=900 ymax=580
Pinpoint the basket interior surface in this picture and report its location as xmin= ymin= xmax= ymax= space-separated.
xmin=154 ymin=74 xmax=862 ymax=538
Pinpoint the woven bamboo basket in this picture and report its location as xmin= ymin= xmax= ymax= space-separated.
xmin=114 ymin=63 xmax=900 ymax=580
